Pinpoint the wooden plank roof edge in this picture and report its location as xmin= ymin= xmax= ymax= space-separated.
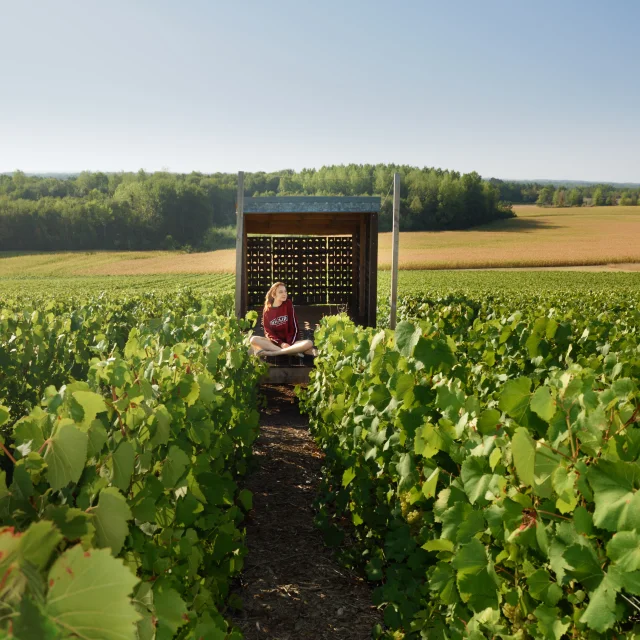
xmin=243 ymin=195 xmax=381 ymax=214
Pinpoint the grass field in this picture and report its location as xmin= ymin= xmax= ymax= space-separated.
xmin=1 ymin=205 xmax=638 ymax=276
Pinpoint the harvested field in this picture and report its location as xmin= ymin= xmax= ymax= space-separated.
xmin=377 ymin=205 xmax=640 ymax=269
xmin=1 ymin=206 xmax=638 ymax=275
xmin=0 ymin=250 xmax=235 ymax=276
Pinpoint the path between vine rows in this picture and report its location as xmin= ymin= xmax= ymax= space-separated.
xmin=230 ymin=384 xmax=382 ymax=639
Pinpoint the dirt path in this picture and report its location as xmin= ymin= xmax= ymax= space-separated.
xmin=230 ymin=385 xmax=381 ymax=639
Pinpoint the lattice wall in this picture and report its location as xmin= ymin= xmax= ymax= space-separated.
xmin=327 ymin=237 xmax=353 ymax=304
xmin=246 ymin=236 xmax=353 ymax=306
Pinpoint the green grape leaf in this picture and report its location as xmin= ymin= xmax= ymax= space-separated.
xmin=161 ymin=446 xmax=191 ymax=489
xmin=422 ymin=467 xmax=440 ymax=499
xmin=477 ymin=409 xmax=501 ymax=436
xmin=461 ymin=457 xmax=496 ymax=505
xmin=0 ymin=405 xmax=9 ymax=428
xmin=588 ymin=459 xmax=640 ymax=531
xmin=552 ymin=466 xmax=578 ymax=514
xmin=19 ymin=521 xmax=63 ymax=570
xmin=579 ymin=569 xmax=622 ymax=633
xmin=153 ymin=584 xmax=188 ymax=637
xmin=499 ymin=377 xmax=532 ymax=422
xmin=44 ymin=506 xmax=95 ymax=543
xmin=511 ymin=428 xmax=558 ymax=497
xmin=527 ymin=568 xmax=562 ymax=606
xmin=534 ymin=605 xmax=571 ymax=640
xmin=44 ymin=423 xmax=89 ymax=491
xmin=563 ymin=544 xmax=603 ymax=591
xmin=179 ymin=378 xmax=200 ymax=407
xmin=13 ymin=416 xmax=45 ymax=455
xmin=71 ymin=391 xmax=108 ymax=427
xmin=413 ymin=336 xmax=456 ymax=372
xmin=46 ymin=545 xmax=140 ymax=639
xmin=93 ymin=488 xmax=132 ymax=555
xmin=112 ymin=441 xmax=135 ymax=491
xmin=0 ymin=470 xmax=9 ymax=500
xmin=606 ymin=530 xmax=640 ymax=570
xmin=87 ymin=420 xmax=108 ymax=458
xmin=394 ymin=321 xmax=421 ymax=357
xmin=238 ymin=488 xmax=253 ymax=511
xmin=342 ymin=467 xmax=356 ymax=488
xmin=452 ymin=538 xmax=499 ymax=612
xmin=531 ymin=387 xmax=556 ymax=422
xmin=429 ymin=561 xmax=458 ymax=605
xmin=149 ymin=405 xmax=171 ymax=448
xmin=512 ymin=427 xmax=535 ymax=486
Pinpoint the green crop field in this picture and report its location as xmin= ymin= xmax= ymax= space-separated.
xmin=298 ymin=271 xmax=640 ymax=638
xmin=1 ymin=267 xmax=639 ymax=638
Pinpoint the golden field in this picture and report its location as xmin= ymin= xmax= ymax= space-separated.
xmin=377 ymin=205 xmax=640 ymax=270
xmin=1 ymin=205 xmax=639 ymax=276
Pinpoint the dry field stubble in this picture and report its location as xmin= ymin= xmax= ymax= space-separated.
xmin=377 ymin=205 xmax=640 ymax=269
xmin=1 ymin=206 xmax=638 ymax=276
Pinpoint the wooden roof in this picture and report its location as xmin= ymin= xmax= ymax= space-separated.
xmin=243 ymin=196 xmax=381 ymax=214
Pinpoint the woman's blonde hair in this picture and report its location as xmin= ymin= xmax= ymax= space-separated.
xmin=264 ymin=282 xmax=286 ymax=313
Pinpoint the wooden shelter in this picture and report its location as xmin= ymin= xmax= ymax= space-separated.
xmin=235 ymin=176 xmax=380 ymax=383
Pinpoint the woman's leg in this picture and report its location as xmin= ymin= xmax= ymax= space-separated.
xmin=275 ymin=339 xmax=315 ymax=355
xmin=249 ymin=336 xmax=282 ymax=354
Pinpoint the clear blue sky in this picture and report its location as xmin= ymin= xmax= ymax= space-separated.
xmin=1 ymin=0 xmax=638 ymax=182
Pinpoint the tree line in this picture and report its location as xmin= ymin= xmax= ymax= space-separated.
xmin=0 ymin=166 xmax=513 ymax=251
xmin=488 ymin=178 xmax=640 ymax=207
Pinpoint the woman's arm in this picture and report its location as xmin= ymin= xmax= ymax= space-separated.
xmin=263 ymin=310 xmax=283 ymax=346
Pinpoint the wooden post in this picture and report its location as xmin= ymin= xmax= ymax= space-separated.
xmin=358 ymin=215 xmax=366 ymax=319
xmin=390 ymin=173 xmax=400 ymax=329
xmin=235 ymin=171 xmax=245 ymax=318
xmin=367 ymin=211 xmax=378 ymax=327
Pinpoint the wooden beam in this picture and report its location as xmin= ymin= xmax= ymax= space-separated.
xmin=390 ymin=173 xmax=400 ymax=329
xmin=235 ymin=171 xmax=245 ymax=319
xmin=246 ymin=224 xmax=359 ymax=235
xmin=246 ymin=211 xmax=371 ymax=217
xmin=359 ymin=214 xmax=366 ymax=318
xmin=367 ymin=212 xmax=378 ymax=327
xmin=244 ymin=214 xmax=362 ymax=225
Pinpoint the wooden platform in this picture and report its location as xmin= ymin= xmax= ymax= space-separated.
xmin=260 ymin=366 xmax=313 ymax=385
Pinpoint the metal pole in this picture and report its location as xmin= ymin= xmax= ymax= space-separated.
xmin=390 ymin=173 xmax=400 ymax=329
xmin=235 ymin=171 xmax=245 ymax=318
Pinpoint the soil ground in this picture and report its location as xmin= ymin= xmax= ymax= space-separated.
xmin=230 ymin=385 xmax=381 ymax=639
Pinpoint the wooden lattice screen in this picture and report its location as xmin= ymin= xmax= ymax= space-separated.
xmin=247 ymin=236 xmax=354 ymax=306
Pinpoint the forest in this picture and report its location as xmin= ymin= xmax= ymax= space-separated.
xmin=0 ymin=166 xmax=511 ymax=251
xmin=0 ymin=165 xmax=637 ymax=252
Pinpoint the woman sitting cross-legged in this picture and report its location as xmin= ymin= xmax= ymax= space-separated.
xmin=250 ymin=282 xmax=317 ymax=358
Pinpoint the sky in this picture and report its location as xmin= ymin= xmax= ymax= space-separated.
xmin=0 ymin=0 xmax=638 ymax=182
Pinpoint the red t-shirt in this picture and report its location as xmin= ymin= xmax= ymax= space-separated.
xmin=263 ymin=299 xmax=298 ymax=346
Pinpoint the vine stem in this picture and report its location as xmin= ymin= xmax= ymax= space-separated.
xmin=537 ymin=509 xmax=572 ymax=521
xmin=537 ymin=440 xmax=573 ymax=462
xmin=619 ymin=592 xmax=640 ymax=614
xmin=565 ymin=412 xmax=577 ymax=459
xmin=0 ymin=442 xmax=16 ymax=464
xmin=611 ymin=404 xmax=639 ymax=439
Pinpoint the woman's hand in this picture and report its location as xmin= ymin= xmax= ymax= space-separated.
xmin=281 ymin=343 xmax=290 ymax=349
